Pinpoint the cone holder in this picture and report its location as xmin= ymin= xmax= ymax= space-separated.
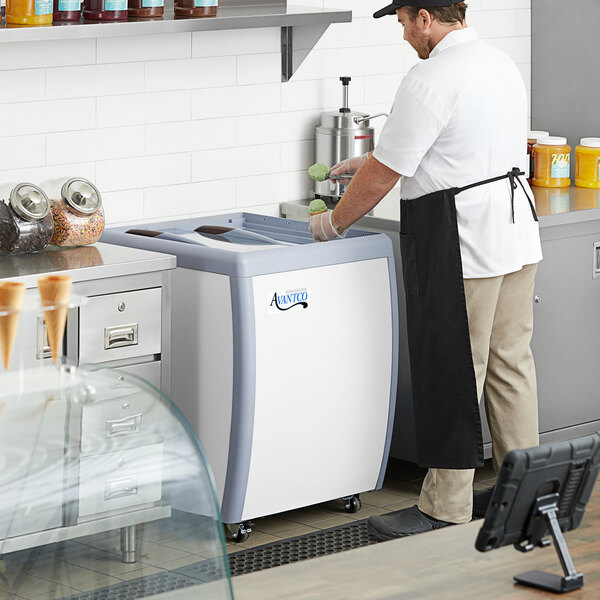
xmin=0 ymin=284 xmax=83 ymax=373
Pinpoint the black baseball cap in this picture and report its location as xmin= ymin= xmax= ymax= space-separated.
xmin=374 ymin=0 xmax=462 ymax=19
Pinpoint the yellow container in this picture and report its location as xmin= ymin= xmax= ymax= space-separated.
xmin=575 ymin=138 xmax=600 ymax=189
xmin=532 ymin=136 xmax=571 ymax=188
xmin=6 ymin=0 xmax=53 ymax=25
xmin=527 ymin=130 xmax=549 ymax=180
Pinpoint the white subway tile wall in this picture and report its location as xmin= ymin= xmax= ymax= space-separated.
xmin=0 ymin=0 xmax=531 ymax=226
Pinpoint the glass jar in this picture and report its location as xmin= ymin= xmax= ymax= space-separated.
xmin=128 ymin=0 xmax=163 ymax=17
xmin=527 ymin=130 xmax=549 ymax=183
xmin=532 ymin=136 xmax=571 ymax=188
xmin=50 ymin=178 xmax=104 ymax=247
xmin=6 ymin=0 xmax=53 ymax=25
xmin=575 ymin=138 xmax=600 ymax=189
xmin=82 ymin=0 xmax=127 ymax=20
xmin=53 ymin=0 xmax=81 ymax=20
xmin=174 ymin=0 xmax=217 ymax=18
xmin=0 ymin=184 xmax=54 ymax=255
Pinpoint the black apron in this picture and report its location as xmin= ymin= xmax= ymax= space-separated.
xmin=400 ymin=167 xmax=537 ymax=469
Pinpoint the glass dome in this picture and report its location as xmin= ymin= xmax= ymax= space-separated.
xmin=0 ymin=294 xmax=233 ymax=600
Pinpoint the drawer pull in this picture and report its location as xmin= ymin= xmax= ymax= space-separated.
xmin=104 ymin=324 xmax=138 ymax=349
xmin=105 ymin=477 xmax=139 ymax=501
xmin=106 ymin=414 xmax=142 ymax=438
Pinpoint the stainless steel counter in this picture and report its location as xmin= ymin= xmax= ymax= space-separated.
xmin=281 ymin=185 xmax=600 ymax=229
xmin=0 ymin=242 xmax=176 ymax=288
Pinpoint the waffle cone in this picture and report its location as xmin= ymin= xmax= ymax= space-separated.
xmin=38 ymin=275 xmax=72 ymax=363
xmin=0 ymin=281 xmax=26 ymax=370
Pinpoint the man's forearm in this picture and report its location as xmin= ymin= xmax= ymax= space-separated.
xmin=331 ymin=156 xmax=401 ymax=232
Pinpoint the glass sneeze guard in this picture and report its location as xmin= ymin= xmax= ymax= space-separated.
xmin=0 ymin=294 xmax=233 ymax=600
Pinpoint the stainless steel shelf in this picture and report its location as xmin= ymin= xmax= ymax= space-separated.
xmin=0 ymin=3 xmax=351 ymax=42
xmin=0 ymin=3 xmax=351 ymax=80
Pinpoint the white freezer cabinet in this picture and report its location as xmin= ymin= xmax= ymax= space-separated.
xmin=101 ymin=212 xmax=399 ymax=541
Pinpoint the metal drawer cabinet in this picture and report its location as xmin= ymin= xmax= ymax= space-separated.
xmin=78 ymin=443 xmax=163 ymax=519
xmin=80 ymin=387 xmax=167 ymax=456
xmin=79 ymin=288 xmax=162 ymax=364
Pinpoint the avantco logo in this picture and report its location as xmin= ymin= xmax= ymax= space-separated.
xmin=267 ymin=287 xmax=309 ymax=315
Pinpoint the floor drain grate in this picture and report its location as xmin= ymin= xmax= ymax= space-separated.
xmin=59 ymin=561 xmax=223 ymax=600
xmin=190 ymin=519 xmax=378 ymax=578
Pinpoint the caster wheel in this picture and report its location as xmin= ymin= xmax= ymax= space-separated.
xmin=231 ymin=522 xmax=253 ymax=543
xmin=343 ymin=495 xmax=361 ymax=513
xmin=232 ymin=530 xmax=249 ymax=543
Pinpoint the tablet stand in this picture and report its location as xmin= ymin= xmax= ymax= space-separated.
xmin=513 ymin=493 xmax=584 ymax=593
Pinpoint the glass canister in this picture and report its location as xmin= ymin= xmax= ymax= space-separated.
xmin=575 ymin=138 xmax=600 ymax=189
xmin=6 ymin=0 xmax=53 ymax=25
xmin=532 ymin=136 xmax=571 ymax=188
xmin=174 ymin=0 xmax=217 ymax=18
xmin=53 ymin=0 xmax=82 ymax=20
xmin=0 ymin=184 xmax=54 ymax=255
xmin=128 ymin=0 xmax=163 ymax=17
xmin=82 ymin=0 xmax=127 ymax=20
xmin=527 ymin=130 xmax=549 ymax=183
xmin=49 ymin=178 xmax=104 ymax=247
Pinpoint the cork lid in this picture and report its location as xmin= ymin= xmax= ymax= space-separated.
xmin=61 ymin=178 xmax=102 ymax=216
xmin=9 ymin=183 xmax=51 ymax=221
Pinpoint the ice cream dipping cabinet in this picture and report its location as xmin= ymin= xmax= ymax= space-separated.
xmin=101 ymin=213 xmax=398 ymax=540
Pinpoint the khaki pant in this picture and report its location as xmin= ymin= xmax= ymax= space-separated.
xmin=417 ymin=263 xmax=539 ymax=524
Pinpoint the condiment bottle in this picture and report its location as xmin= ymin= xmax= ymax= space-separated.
xmin=527 ymin=130 xmax=549 ymax=183
xmin=53 ymin=0 xmax=82 ymax=20
xmin=532 ymin=136 xmax=571 ymax=188
xmin=174 ymin=0 xmax=217 ymax=18
xmin=6 ymin=0 xmax=53 ymax=25
xmin=49 ymin=178 xmax=104 ymax=247
xmin=575 ymin=138 xmax=600 ymax=189
xmin=82 ymin=0 xmax=127 ymax=20
xmin=0 ymin=184 xmax=54 ymax=255
xmin=128 ymin=0 xmax=163 ymax=17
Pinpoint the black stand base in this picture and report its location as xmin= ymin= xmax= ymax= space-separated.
xmin=514 ymin=570 xmax=584 ymax=594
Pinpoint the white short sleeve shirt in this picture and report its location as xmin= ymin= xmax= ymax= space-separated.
xmin=373 ymin=28 xmax=542 ymax=278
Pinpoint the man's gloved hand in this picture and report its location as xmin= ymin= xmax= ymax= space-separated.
xmin=309 ymin=210 xmax=347 ymax=243
xmin=329 ymin=153 xmax=370 ymax=185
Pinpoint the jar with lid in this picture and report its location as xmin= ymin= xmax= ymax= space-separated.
xmin=53 ymin=0 xmax=81 ymax=20
xmin=128 ymin=0 xmax=163 ymax=17
xmin=532 ymin=136 xmax=571 ymax=188
xmin=0 ymin=184 xmax=54 ymax=255
xmin=527 ymin=130 xmax=549 ymax=183
xmin=49 ymin=178 xmax=104 ymax=247
xmin=6 ymin=0 xmax=53 ymax=25
xmin=82 ymin=0 xmax=126 ymax=20
xmin=174 ymin=0 xmax=217 ymax=18
xmin=575 ymin=138 xmax=600 ymax=189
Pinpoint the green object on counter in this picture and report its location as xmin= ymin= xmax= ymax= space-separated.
xmin=309 ymin=199 xmax=328 ymax=215
xmin=308 ymin=162 xmax=330 ymax=182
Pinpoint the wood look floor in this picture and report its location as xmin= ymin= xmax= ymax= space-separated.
xmin=226 ymin=477 xmax=600 ymax=600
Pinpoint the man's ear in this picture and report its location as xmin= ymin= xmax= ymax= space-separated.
xmin=418 ymin=8 xmax=433 ymax=29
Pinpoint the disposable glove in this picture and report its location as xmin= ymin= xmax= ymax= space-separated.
xmin=309 ymin=210 xmax=347 ymax=243
xmin=329 ymin=152 xmax=370 ymax=185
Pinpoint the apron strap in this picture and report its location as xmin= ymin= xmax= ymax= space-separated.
xmin=452 ymin=167 xmax=538 ymax=224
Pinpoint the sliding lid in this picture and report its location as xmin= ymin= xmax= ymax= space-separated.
xmin=9 ymin=183 xmax=51 ymax=221
xmin=61 ymin=178 xmax=102 ymax=216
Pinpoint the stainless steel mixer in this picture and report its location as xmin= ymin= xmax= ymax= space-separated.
xmin=314 ymin=76 xmax=387 ymax=200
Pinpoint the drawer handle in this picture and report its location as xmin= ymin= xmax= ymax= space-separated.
xmin=104 ymin=324 xmax=138 ymax=349
xmin=106 ymin=414 xmax=142 ymax=438
xmin=105 ymin=477 xmax=139 ymax=501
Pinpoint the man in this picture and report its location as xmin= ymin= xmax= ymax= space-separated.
xmin=309 ymin=0 xmax=542 ymax=538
